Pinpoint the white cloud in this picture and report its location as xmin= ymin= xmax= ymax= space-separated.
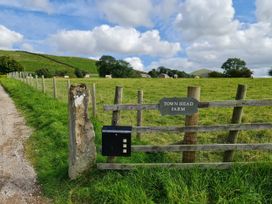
xmin=0 ymin=25 xmax=23 ymax=49
xmin=98 ymin=0 xmax=153 ymax=27
xmin=186 ymin=21 xmax=272 ymax=70
xmin=88 ymin=56 xmax=101 ymax=61
xmin=21 ymin=43 xmax=34 ymax=52
xmin=175 ymin=0 xmax=239 ymax=41
xmin=154 ymin=0 xmax=179 ymax=19
xmin=171 ymin=0 xmax=272 ymax=76
xmin=0 ymin=0 xmax=53 ymax=13
xmin=49 ymin=25 xmax=181 ymax=57
xmin=256 ymin=0 xmax=272 ymax=22
xmin=251 ymin=67 xmax=271 ymax=77
xmin=124 ymin=57 xmax=144 ymax=71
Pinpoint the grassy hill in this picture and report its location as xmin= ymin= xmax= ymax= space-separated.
xmin=0 ymin=50 xmax=98 ymax=77
xmin=191 ymin=69 xmax=213 ymax=77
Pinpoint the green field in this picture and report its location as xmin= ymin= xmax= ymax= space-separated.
xmin=0 ymin=50 xmax=98 ymax=76
xmin=1 ymin=77 xmax=272 ymax=203
xmin=40 ymin=77 xmax=272 ymax=162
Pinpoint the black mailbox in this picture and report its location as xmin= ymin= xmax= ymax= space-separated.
xmin=102 ymin=126 xmax=132 ymax=156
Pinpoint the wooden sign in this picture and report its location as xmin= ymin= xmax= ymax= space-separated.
xmin=159 ymin=97 xmax=199 ymax=116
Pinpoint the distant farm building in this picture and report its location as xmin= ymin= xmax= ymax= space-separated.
xmin=159 ymin=73 xmax=170 ymax=78
xmin=105 ymin=74 xmax=112 ymax=78
xmin=173 ymin=74 xmax=178 ymax=78
xmin=141 ymin=73 xmax=151 ymax=78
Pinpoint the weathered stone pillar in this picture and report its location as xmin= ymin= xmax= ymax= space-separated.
xmin=68 ymin=84 xmax=96 ymax=179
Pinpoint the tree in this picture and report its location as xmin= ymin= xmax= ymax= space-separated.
xmin=221 ymin=58 xmax=253 ymax=77
xmin=96 ymin=55 xmax=116 ymax=77
xmin=74 ymin=68 xmax=87 ymax=78
xmin=268 ymin=69 xmax=272 ymax=76
xmin=208 ymin=71 xmax=225 ymax=78
xmin=0 ymin=56 xmax=24 ymax=74
xmin=55 ymin=70 xmax=68 ymax=77
xmin=35 ymin=68 xmax=52 ymax=78
xmin=148 ymin=66 xmax=192 ymax=78
xmin=96 ymin=55 xmax=140 ymax=78
xmin=148 ymin=69 xmax=159 ymax=78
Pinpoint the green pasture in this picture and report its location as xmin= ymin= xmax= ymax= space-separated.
xmin=39 ymin=77 xmax=272 ymax=163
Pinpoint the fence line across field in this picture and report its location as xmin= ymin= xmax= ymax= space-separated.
xmin=7 ymin=71 xmax=272 ymax=171
xmin=98 ymin=83 xmax=272 ymax=170
xmin=7 ymin=71 xmax=97 ymax=117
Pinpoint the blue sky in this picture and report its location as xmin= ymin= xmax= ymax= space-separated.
xmin=0 ymin=0 xmax=271 ymax=76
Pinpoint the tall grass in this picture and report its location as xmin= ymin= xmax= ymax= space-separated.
xmin=1 ymin=78 xmax=272 ymax=203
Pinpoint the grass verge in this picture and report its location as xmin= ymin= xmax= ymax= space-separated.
xmin=1 ymin=78 xmax=272 ymax=203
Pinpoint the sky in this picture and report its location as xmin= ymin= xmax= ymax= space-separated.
xmin=0 ymin=0 xmax=271 ymax=76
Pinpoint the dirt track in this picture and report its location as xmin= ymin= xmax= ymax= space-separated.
xmin=0 ymin=85 xmax=47 ymax=204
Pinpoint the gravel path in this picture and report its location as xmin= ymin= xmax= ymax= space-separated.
xmin=0 ymin=85 xmax=47 ymax=204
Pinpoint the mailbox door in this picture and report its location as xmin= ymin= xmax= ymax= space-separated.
xmin=102 ymin=129 xmax=131 ymax=156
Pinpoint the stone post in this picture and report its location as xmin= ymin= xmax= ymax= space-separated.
xmin=68 ymin=84 xmax=96 ymax=179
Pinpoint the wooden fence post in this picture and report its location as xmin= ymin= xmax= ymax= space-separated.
xmin=53 ymin=77 xmax=57 ymax=99
xmin=26 ymin=75 xmax=29 ymax=85
xmin=68 ymin=84 xmax=96 ymax=179
xmin=136 ymin=90 xmax=143 ymax=140
xmin=35 ymin=75 xmax=38 ymax=89
xmin=42 ymin=75 xmax=45 ymax=93
xmin=107 ymin=86 xmax=123 ymax=163
xmin=67 ymin=79 xmax=71 ymax=91
xmin=30 ymin=74 xmax=33 ymax=86
xmin=182 ymin=86 xmax=201 ymax=163
xmin=91 ymin=83 xmax=96 ymax=118
xmin=223 ymin=84 xmax=247 ymax=162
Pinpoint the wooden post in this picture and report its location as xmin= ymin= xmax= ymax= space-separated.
xmin=68 ymin=84 xmax=96 ymax=179
xmin=35 ymin=75 xmax=38 ymax=89
xmin=42 ymin=75 xmax=45 ymax=93
xmin=53 ymin=77 xmax=57 ymax=99
xmin=29 ymin=74 xmax=33 ymax=86
xmin=136 ymin=90 xmax=143 ymax=140
xmin=67 ymin=79 xmax=71 ymax=91
xmin=30 ymin=75 xmax=32 ymax=86
xmin=182 ymin=86 xmax=201 ymax=163
xmin=223 ymin=84 xmax=247 ymax=162
xmin=107 ymin=86 xmax=123 ymax=163
xmin=91 ymin=83 xmax=96 ymax=118
xmin=26 ymin=75 xmax=29 ymax=85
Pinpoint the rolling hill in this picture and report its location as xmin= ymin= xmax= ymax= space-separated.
xmin=0 ymin=50 xmax=98 ymax=77
xmin=191 ymin=68 xmax=213 ymax=77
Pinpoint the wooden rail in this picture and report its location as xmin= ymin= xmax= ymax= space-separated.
xmin=131 ymin=143 xmax=272 ymax=152
xmin=104 ymin=99 xmax=272 ymax=111
xmin=132 ymin=123 xmax=272 ymax=133
xmin=97 ymin=162 xmax=262 ymax=170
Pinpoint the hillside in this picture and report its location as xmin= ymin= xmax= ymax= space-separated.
xmin=191 ymin=68 xmax=213 ymax=77
xmin=0 ymin=50 xmax=98 ymax=76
